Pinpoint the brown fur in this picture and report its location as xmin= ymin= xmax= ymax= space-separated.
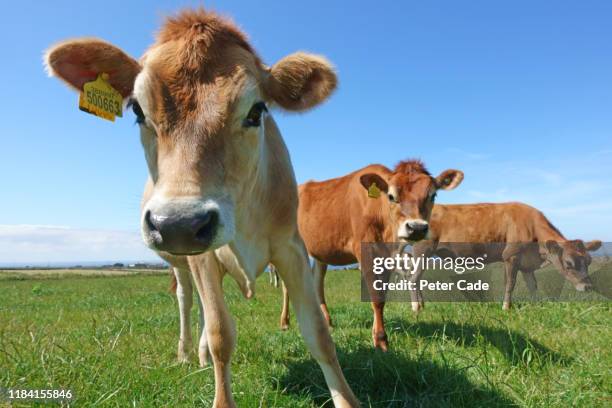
xmin=297 ymin=159 xmax=463 ymax=350
xmin=45 ymin=38 xmax=141 ymax=97
xmin=412 ymin=202 xmax=602 ymax=309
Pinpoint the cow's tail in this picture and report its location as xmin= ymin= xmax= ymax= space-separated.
xmin=169 ymin=267 xmax=177 ymax=294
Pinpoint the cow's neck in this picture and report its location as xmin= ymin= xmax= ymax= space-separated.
xmin=227 ymin=116 xmax=295 ymax=285
xmin=534 ymin=215 xmax=566 ymax=243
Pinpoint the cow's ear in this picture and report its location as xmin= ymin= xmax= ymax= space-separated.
xmin=45 ymin=38 xmax=140 ymax=98
xmin=584 ymin=240 xmax=602 ymax=252
xmin=264 ymin=52 xmax=337 ymax=112
xmin=359 ymin=173 xmax=389 ymax=193
xmin=435 ymin=169 xmax=464 ymax=190
xmin=545 ymin=240 xmax=563 ymax=255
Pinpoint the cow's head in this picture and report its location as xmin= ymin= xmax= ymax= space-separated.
xmin=544 ymin=239 xmax=602 ymax=291
xmin=359 ymin=160 xmax=463 ymax=241
xmin=45 ymin=9 xmax=337 ymax=256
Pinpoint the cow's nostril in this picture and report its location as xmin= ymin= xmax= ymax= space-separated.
xmin=145 ymin=210 xmax=158 ymax=232
xmin=195 ymin=211 xmax=219 ymax=243
xmin=408 ymin=222 xmax=429 ymax=232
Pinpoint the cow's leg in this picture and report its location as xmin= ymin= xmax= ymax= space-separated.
xmin=274 ymin=239 xmax=359 ymax=408
xmin=408 ymin=259 xmax=426 ymax=314
xmin=273 ymin=265 xmax=280 ymax=288
xmin=279 ymin=281 xmax=290 ymax=330
xmin=360 ymin=261 xmax=389 ymax=351
xmin=502 ymin=258 xmax=519 ymax=310
xmin=521 ymin=269 xmax=538 ymax=296
xmin=190 ymin=254 xmax=236 ymax=408
xmin=409 ymin=245 xmax=434 ymax=312
xmin=174 ymin=267 xmax=193 ymax=363
xmin=269 ymin=264 xmax=280 ymax=288
xmin=196 ymin=294 xmax=210 ymax=366
xmin=313 ymin=259 xmax=332 ymax=327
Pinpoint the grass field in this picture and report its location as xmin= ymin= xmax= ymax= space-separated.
xmin=0 ymin=268 xmax=610 ymax=407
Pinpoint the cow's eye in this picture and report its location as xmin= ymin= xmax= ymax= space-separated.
xmin=244 ymin=101 xmax=268 ymax=127
xmin=387 ymin=193 xmax=397 ymax=203
xmin=129 ymin=99 xmax=146 ymax=124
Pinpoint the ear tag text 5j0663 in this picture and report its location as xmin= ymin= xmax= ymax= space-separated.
xmin=78 ymin=73 xmax=123 ymax=122
xmin=368 ymin=183 xmax=381 ymax=199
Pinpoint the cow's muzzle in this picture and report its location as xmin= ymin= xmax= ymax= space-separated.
xmin=574 ymin=276 xmax=594 ymax=292
xmin=142 ymin=199 xmax=221 ymax=255
xmin=398 ymin=219 xmax=429 ymax=242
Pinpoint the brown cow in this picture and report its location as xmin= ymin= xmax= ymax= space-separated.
xmin=409 ymin=202 xmax=602 ymax=310
xmin=295 ymin=160 xmax=464 ymax=350
xmin=45 ymin=9 xmax=358 ymax=407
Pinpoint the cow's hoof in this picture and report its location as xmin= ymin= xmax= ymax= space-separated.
xmin=373 ymin=332 xmax=389 ymax=352
xmin=177 ymin=341 xmax=193 ymax=363
xmin=280 ymin=318 xmax=289 ymax=331
xmin=323 ymin=314 xmax=333 ymax=329
xmin=199 ymin=348 xmax=211 ymax=367
xmin=177 ymin=354 xmax=191 ymax=364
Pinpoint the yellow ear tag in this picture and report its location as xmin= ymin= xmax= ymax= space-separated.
xmin=78 ymin=73 xmax=123 ymax=122
xmin=368 ymin=183 xmax=381 ymax=199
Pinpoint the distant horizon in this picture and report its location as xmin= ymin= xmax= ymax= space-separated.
xmin=0 ymin=259 xmax=166 ymax=269
xmin=1 ymin=242 xmax=610 ymax=268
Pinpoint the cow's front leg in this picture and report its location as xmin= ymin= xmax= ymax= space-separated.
xmin=313 ymin=259 xmax=332 ymax=327
xmin=196 ymin=294 xmax=210 ymax=366
xmin=189 ymin=254 xmax=236 ymax=408
xmin=502 ymin=257 xmax=519 ymax=310
xmin=174 ymin=267 xmax=193 ymax=363
xmin=279 ymin=281 xmax=290 ymax=330
xmin=274 ymin=238 xmax=359 ymax=408
xmin=521 ymin=269 xmax=538 ymax=296
xmin=408 ymin=263 xmax=426 ymax=314
xmin=360 ymin=255 xmax=389 ymax=351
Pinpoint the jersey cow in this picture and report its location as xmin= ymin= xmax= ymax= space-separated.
xmin=296 ymin=160 xmax=464 ymax=350
xmin=409 ymin=202 xmax=602 ymax=310
xmin=46 ymin=9 xmax=358 ymax=407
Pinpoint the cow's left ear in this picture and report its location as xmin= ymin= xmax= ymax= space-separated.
xmin=45 ymin=38 xmax=140 ymax=98
xmin=435 ymin=169 xmax=464 ymax=190
xmin=584 ymin=240 xmax=602 ymax=252
xmin=264 ymin=52 xmax=337 ymax=112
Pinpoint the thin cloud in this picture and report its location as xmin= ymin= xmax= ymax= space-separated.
xmin=0 ymin=225 xmax=159 ymax=264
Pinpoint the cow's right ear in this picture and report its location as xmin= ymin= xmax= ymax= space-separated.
xmin=359 ymin=173 xmax=389 ymax=193
xmin=264 ymin=52 xmax=337 ymax=112
xmin=584 ymin=240 xmax=602 ymax=252
xmin=45 ymin=38 xmax=140 ymax=98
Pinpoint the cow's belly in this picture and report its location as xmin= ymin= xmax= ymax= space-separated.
xmin=311 ymin=248 xmax=358 ymax=266
xmin=302 ymin=232 xmax=357 ymax=266
xmin=434 ymin=243 xmax=505 ymax=264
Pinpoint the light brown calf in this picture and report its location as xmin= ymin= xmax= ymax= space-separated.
xmin=410 ymin=202 xmax=602 ymax=310
xmin=294 ymin=160 xmax=463 ymax=350
xmin=46 ymin=9 xmax=358 ymax=407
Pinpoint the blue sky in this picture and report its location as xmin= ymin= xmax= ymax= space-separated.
xmin=1 ymin=0 xmax=611 ymax=263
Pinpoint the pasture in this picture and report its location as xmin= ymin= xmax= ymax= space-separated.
xmin=0 ymin=268 xmax=610 ymax=407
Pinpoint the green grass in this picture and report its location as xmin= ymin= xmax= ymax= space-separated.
xmin=0 ymin=269 xmax=610 ymax=407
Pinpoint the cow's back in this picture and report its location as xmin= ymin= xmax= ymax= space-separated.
xmin=429 ymin=202 xmax=544 ymax=243
xmin=298 ymin=165 xmax=391 ymax=265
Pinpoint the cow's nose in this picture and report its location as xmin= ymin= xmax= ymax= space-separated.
xmin=408 ymin=220 xmax=429 ymax=232
xmin=143 ymin=207 xmax=219 ymax=255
